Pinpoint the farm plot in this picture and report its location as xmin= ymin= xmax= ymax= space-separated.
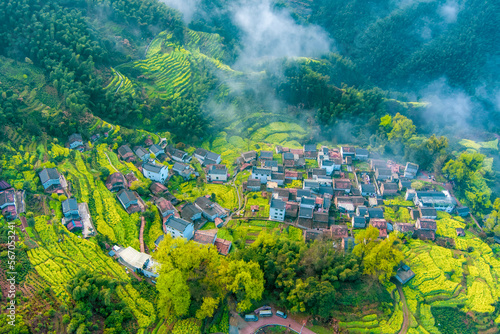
xmin=106 ymin=67 xmax=137 ymax=96
xmin=119 ymin=51 xmax=192 ymax=100
xmin=400 ymin=213 xmax=500 ymax=332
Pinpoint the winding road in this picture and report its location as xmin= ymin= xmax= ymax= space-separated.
xmin=395 ymin=281 xmax=410 ymax=334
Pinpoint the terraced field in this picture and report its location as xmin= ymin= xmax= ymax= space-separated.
xmin=106 ymin=67 xmax=137 ymax=96
xmin=118 ymin=51 xmax=192 ymax=100
xmin=184 ymin=29 xmax=225 ymax=61
xmin=398 ymin=213 xmax=500 ymax=333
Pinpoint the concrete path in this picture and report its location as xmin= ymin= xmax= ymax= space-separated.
xmin=395 ymin=281 xmax=409 ymax=334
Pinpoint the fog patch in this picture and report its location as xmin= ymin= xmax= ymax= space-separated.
xmin=438 ymin=0 xmax=460 ymax=23
xmin=231 ymin=0 xmax=332 ymax=68
xmin=160 ymin=0 xmax=201 ymax=23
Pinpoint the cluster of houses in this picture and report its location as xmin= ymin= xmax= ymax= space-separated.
xmin=233 ymin=144 xmax=471 ymax=248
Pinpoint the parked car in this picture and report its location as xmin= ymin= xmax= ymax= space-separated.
xmin=259 ymin=310 xmax=273 ymax=317
xmin=245 ymin=314 xmax=258 ymax=322
xmin=254 ymin=305 xmax=272 ymax=314
xmin=276 ymin=311 xmax=287 ymax=319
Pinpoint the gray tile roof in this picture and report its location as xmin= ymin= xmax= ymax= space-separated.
xmin=39 ymin=168 xmax=59 ymax=184
xmin=166 ymin=217 xmax=191 ymax=232
xmin=270 ymin=198 xmax=285 ymax=210
xmin=143 ymin=162 xmax=165 ymax=173
xmin=62 ymin=198 xmax=78 ymax=213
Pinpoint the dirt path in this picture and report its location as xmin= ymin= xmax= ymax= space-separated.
xmin=139 ymin=216 xmax=145 ymax=253
xmin=105 ymin=153 xmax=119 ymax=173
xmin=395 ymin=281 xmax=409 ymax=334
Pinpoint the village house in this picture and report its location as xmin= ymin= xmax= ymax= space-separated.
xmin=399 ymin=179 xmax=412 ymax=190
xmin=303 ymin=179 xmax=321 ymax=193
xmin=380 ymin=182 xmax=398 ymax=197
xmin=0 ymin=189 xmax=17 ymax=220
xmin=356 ymin=206 xmax=368 ymax=217
xmin=195 ymin=196 xmax=228 ymax=221
xmin=352 ymin=216 xmax=366 ymax=229
xmin=144 ymin=137 xmax=153 ymax=146
xmin=134 ymin=146 xmax=150 ymax=162
xmin=214 ymin=238 xmax=232 ymax=255
xmin=456 ymin=228 xmax=465 ymax=237
xmin=367 ymin=207 xmax=385 ymax=219
xmin=413 ymin=190 xmax=455 ymax=212
xmin=68 ymin=133 xmax=84 ymax=151
xmin=252 ymin=166 xmax=272 ymax=184
xmin=319 ymin=159 xmax=340 ymax=176
xmin=142 ymin=162 xmax=169 ymax=183
xmin=340 ymin=147 xmax=356 ymax=159
xmin=164 ymin=216 xmax=194 ymax=240
xmin=269 ymin=198 xmax=285 ymax=221
xmin=149 ymin=144 xmax=164 ymax=158
xmin=394 ymin=223 xmax=415 ymax=235
xmin=370 ymin=159 xmax=388 ymax=171
xmin=456 ymin=206 xmax=470 ymax=217
xmin=245 ymin=178 xmax=261 ymax=192
xmin=370 ymin=219 xmax=388 ymax=238
xmin=335 ymin=196 xmax=365 ymax=214
xmin=62 ymin=198 xmax=82 ymax=231
xmin=118 ymin=145 xmax=135 ymax=162
xmin=270 ymin=172 xmax=285 ymax=186
xmin=404 ymin=162 xmax=419 ymax=179
xmin=283 ymin=152 xmax=295 ymax=167
xmin=303 ymin=229 xmax=327 ymax=242
xmin=395 ymin=263 xmax=415 ymax=285
xmin=117 ymin=189 xmax=141 ymax=214
xmin=330 ymin=225 xmax=349 ymax=239
xmin=359 ymin=183 xmax=377 ymax=197
xmin=334 ymin=179 xmax=351 ymax=194
xmin=355 ymin=148 xmax=369 ymax=161
xmin=155 ymin=197 xmax=175 ymax=218
xmin=375 ymin=167 xmax=392 ymax=181
xmin=193 ymin=148 xmax=221 ymax=166
xmin=241 ymin=151 xmax=257 ymax=163
xmin=150 ymin=182 xmax=167 ymax=195
xmin=115 ymin=246 xmax=158 ymax=278
xmin=263 ymin=160 xmax=279 ymax=171
xmin=410 ymin=208 xmax=420 ymax=220
xmin=416 ymin=218 xmax=437 ymax=231
xmin=39 ymin=168 xmax=61 ymax=191
xmin=165 ymin=146 xmax=190 ymax=163
xmin=313 ymin=211 xmax=329 ymax=229
xmin=285 ymin=170 xmax=300 ymax=181
xmin=180 ymin=203 xmax=203 ymax=223
xmin=285 ymin=201 xmax=299 ymax=219
xmin=172 ymin=162 xmax=197 ymax=180
xmin=419 ymin=207 xmax=438 ymax=219
xmin=106 ymin=172 xmax=127 ymax=192
xmin=304 ymin=144 xmax=318 ymax=160
xmin=193 ymin=229 xmax=218 ymax=246
xmin=207 ymin=164 xmax=228 ymax=183
xmin=259 ymin=150 xmax=274 ymax=160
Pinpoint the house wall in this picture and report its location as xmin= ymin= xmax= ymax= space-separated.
xmin=42 ymin=179 xmax=60 ymax=189
xmin=183 ymin=224 xmax=194 ymax=240
xmin=252 ymin=172 xmax=270 ymax=184
xmin=269 ymin=208 xmax=285 ymax=221
xmin=143 ymin=166 xmax=169 ymax=183
xmin=210 ymin=173 xmax=228 ymax=182
xmin=69 ymin=141 xmax=83 ymax=149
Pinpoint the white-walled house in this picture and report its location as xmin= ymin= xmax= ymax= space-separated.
xmin=252 ymin=166 xmax=272 ymax=184
xmin=142 ymin=162 xmax=168 ymax=183
xmin=164 ymin=216 xmax=194 ymax=240
xmin=269 ymin=198 xmax=285 ymax=221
